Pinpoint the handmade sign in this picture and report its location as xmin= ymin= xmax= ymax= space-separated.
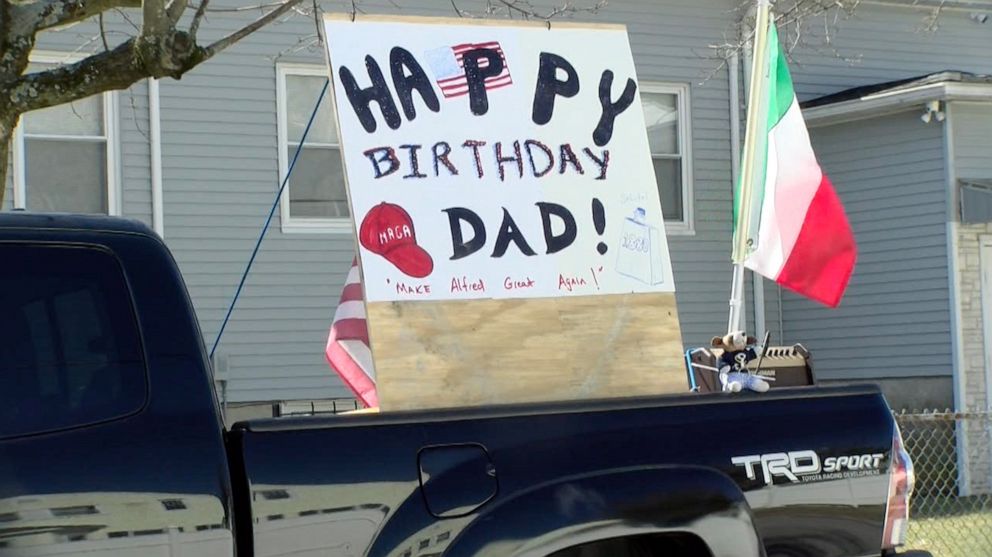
xmin=323 ymin=14 xmax=686 ymax=410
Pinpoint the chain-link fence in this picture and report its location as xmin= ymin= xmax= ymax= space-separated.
xmin=895 ymin=410 xmax=992 ymax=556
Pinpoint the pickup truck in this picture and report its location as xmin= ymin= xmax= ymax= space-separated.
xmin=0 ymin=213 xmax=927 ymax=557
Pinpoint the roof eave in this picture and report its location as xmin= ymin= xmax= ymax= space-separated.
xmin=802 ymin=82 xmax=992 ymax=128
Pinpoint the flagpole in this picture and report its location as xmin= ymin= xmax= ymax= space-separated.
xmin=728 ymin=0 xmax=772 ymax=333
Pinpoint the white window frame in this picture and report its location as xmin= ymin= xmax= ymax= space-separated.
xmin=11 ymin=51 xmax=120 ymax=215
xmin=276 ymin=63 xmax=351 ymax=234
xmin=640 ymin=82 xmax=694 ymax=235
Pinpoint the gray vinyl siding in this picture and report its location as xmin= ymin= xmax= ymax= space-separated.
xmin=157 ymin=65 xmax=356 ymax=403
xmin=783 ymin=113 xmax=951 ymax=380
xmin=118 ymin=81 xmax=153 ymax=225
xmin=952 ymin=102 xmax=992 ymax=179
xmin=788 ymin=2 xmax=992 ymax=102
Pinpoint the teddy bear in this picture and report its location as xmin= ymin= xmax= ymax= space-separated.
xmin=710 ymin=331 xmax=770 ymax=393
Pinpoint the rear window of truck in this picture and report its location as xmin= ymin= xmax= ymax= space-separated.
xmin=0 ymin=244 xmax=147 ymax=438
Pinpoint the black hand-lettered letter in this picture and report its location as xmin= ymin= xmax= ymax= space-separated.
xmin=390 ymin=47 xmax=440 ymax=121
xmin=532 ymin=53 xmax=579 ymax=126
xmin=339 ymin=56 xmax=401 ymax=133
xmin=444 ymin=207 xmax=487 ymax=260
xmin=492 ymin=208 xmax=537 ymax=257
xmin=462 ymin=48 xmax=505 ymax=116
xmin=593 ymin=70 xmax=637 ymax=146
xmin=363 ymin=147 xmax=400 ymax=178
xmin=536 ymin=202 xmax=577 ymax=254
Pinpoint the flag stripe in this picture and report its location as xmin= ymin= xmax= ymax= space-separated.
xmin=452 ymin=41 xmax=501 ymax=52
xmin=745 ymin=99 xmax=824 ymax=278
xmin=767 ymin=40 xmax=795 ymax=128
xmin=453 ymin=52 xmax=507 ymax=62
xmin=340 ymin=282 xmax=364 ymax=302
xmin=438 ymin=76 xmax=513 ymax=92
xmin=438 ymin=72 xmax=511 ymax=85
xmin=325 ymin=338 xmax=378 ymax=407
xmin=776 ymin=174 xmax=857 ymax=307
xmin=439 ymin=77 xmax=513 ymax=98
xmin=333 ymin=300 xmax=366 ymax=320
xmin=340 ymin=339 xmax=375 ymax=380
xmin=345 ymin=264 xmax=360 ymax=285
xmin=333 ymin=318 xmax=369 ymax=345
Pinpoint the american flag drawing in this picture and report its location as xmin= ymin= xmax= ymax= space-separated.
xmin=424 ymin=41 xmax=513 ymax=99
xmin=325 ymin=258 xmax=377 ymax=407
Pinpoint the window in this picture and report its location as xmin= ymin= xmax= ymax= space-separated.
xmin=0 ymin=244 xmax=147 ymax=439
xmin=277 ymin=65 xmax=349 ymax=233
xmin=641 ymin=83 xmax=692 ymax=232
xmin=12 ymin=54 xmax=118 ymax=214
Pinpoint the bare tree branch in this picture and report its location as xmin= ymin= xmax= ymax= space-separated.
xmin=98 ymin=12 xmax=109 ymax=51
xmin=127 ymin=88 xmax=148 ymax=140
xmin=268 ymin=33 xmax=320 ymax=60
xmin=201 ymin=0 xmax=306 ymax=58
xmin=141 ymin=0 xmax=172 ymax=40
xmin=10 ymin=37 xmax=149 ymax=114
xmin=68 ymin=32 xmax=106 ymax=57
xmin=918 ymin=0 xmax=947 ymax=33
xmin=188 ymin=1 xmax=287 ymax=13
xmin=311 ymin=0 xmax=320 ymax=36
xmin=166 ymin=0 xmax=189 ymax=24
xmin=189 ymin=0 xmax=211 ymax=39
xmin=13 ymin=0 xmax=142 ymax=33
xmin=491 ymin=0 xmax=606 ymax=20
xmin=114 ymin=7 xmax=142 ymax=32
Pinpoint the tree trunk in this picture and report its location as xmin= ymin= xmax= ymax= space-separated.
xmin=0 ymin=118 xmax=13 ymax=209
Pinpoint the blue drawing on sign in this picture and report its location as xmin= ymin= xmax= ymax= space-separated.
xmin=615 ymin=207 xmax=666 ymax=285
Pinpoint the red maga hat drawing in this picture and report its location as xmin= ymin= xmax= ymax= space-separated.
xmin=359 ymin=202 xmax=434 ymax=278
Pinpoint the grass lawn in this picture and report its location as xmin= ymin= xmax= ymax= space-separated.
xmin=906 ymin=508 xmax=992 ymax=556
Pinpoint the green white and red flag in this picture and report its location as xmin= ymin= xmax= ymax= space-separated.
xmin=734 ymin=22 xmax=857 ymax=308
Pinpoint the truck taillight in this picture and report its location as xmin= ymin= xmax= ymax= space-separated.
xmin=882 ymin=421 xmax=915 ymax=550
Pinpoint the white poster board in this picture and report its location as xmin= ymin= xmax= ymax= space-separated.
xmin=323 ymin=16 xmax=676 ymax=303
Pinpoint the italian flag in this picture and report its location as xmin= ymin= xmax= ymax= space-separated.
xmin=736 ymin=23 xmax=857 ymax=308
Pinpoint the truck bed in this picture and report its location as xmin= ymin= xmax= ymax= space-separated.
xmin=231 ymin=384 xmax=895 ymax=557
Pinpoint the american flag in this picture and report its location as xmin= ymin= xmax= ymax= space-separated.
xmin=424 ymin=41 xmax=513 ymax=99
xmin=325 ymin=258 xmax=377 ymax=407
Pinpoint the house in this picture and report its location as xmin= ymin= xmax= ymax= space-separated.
xmin=800 ymin=72 xmax=992 ymax=418
xmin=794 ymin=71 xmax=992 ymax=494
xmin=3 ymin=0 xmax=990 ymax=420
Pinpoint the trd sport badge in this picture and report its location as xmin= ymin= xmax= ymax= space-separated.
xmin=732 ymin=450 xmax=885 ymax=486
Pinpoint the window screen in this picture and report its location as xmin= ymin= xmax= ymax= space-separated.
xmin=21 ymin=66 xmax=109 ymax=214
xmin=0 ymin=244 xmax=147 ymax=438
xmin=284 ymin=72 xmax=350 ymax=219
xmin=960 ymin=179 xmax=992 ymax=224
xmin=641 ymin=90 xmax=685 ymax=223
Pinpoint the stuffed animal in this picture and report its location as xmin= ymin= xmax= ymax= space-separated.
xmin=710 ymin=331 xmax=769 ymax=393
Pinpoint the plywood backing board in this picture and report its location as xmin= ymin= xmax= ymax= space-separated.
xmin=367 ymin=293 xmax=684 ymax=410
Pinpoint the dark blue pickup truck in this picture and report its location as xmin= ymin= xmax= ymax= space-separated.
xmin=0 ymin=213 xmax=927 ymax=557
